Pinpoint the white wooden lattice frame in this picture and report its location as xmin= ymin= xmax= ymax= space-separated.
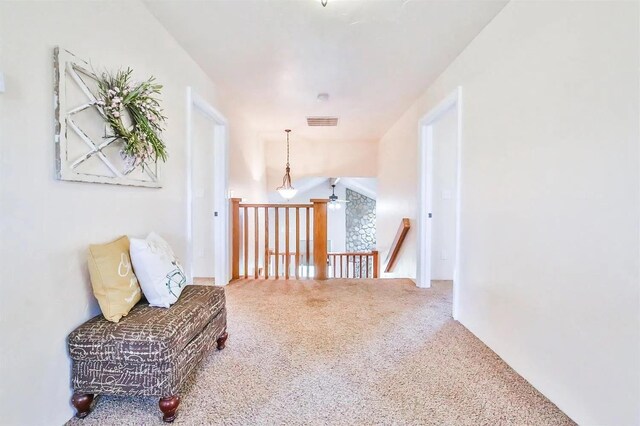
xmin=54 ymin=47 xmax=162 ymax=187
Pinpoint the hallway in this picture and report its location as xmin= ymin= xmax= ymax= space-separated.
xmin=68 ymin=280 xmax=572 ymax=425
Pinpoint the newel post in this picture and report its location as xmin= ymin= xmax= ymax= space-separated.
xmin=372 ymin=250 xmax=379 ymax=278
xmin=311 ymin=199 xmax=328 ymax=280
xmin=230 ymin=198 xmax=242 ymax=281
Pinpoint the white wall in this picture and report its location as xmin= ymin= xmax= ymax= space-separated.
xmin=376 ymin=1 xmax=639 ymax=424
xmin=430 ymin=107 xmax=458 ymax=280
xmin=0 ymin=2 xmax=267 ymax=425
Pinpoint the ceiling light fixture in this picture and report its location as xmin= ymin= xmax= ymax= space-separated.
xmin=276 ymin=129 xmax=297 ymax=200
xmin=317 ymin=93 xmax=329 ymax=102
xmin=328 ymin=183 xmax=348 ymax=210
xmin=321 ymin=0 xmax=328 ymax=7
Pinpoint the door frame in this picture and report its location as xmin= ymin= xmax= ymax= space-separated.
xmin=417 ymin=86 xmax=463 ymax=318
xmin=186 ymin=87 xmax=229 ymax=286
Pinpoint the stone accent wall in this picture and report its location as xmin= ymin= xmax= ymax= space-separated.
xmin=346 ymin=188 xmax=376 ymax=252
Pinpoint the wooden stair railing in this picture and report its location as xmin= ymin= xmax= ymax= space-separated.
xmin=231 ymin=198 xmax=328 ymax=280
xmin=328 ymin=251 xmax=379 ymax=278
xmin=384 ymin=218 xmax=411 ymax=273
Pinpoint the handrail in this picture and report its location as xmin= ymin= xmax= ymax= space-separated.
xmin=238 ymin=203 xmax=313 ymax=208
xmin=384 ymin=218 xmax=410 ymax=273
xmin=328 ymin=251 xmax=375 ymax=255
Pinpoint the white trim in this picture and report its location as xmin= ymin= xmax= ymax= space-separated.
xmin=417 ymin=86 xmax=463 ymax=319
xmin=186 ymin=87 xmax=229 ymax=286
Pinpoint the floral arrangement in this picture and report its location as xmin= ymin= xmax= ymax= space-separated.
xmin=96 ymin=68 xmax=167 ymax=170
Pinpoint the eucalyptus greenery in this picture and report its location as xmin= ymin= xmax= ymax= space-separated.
xmin=96 ymin=68 xmax=167 ymax=170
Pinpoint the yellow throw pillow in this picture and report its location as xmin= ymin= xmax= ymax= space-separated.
xmin=88 ymin=236 xmax=142 ymax=322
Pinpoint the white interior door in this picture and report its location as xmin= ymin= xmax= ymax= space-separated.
xmin=423 ymin=128 xmax=434 ymax=287
xmin=418 ymin=87 xmax=462 ymax=309
xmin=430 ymin=107 xmax=459 ymax=280
xmin=191 ymin=108 xmax=216 ymax=278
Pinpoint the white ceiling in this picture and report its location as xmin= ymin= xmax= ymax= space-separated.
xmin=146 ymin=0 xmax=507 ymax=143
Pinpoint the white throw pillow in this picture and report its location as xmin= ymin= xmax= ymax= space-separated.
xmin=129 ymin=232 xmax=187 ymax=308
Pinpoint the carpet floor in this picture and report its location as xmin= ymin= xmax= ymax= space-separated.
xmin=67 ymin=279 xmax=573 ymax=425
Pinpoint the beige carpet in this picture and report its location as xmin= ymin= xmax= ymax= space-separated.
xmin=67 ymin=279 xmax=573 ymax=425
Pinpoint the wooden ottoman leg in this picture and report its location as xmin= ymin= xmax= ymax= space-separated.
xmin=71 ymin=393 xmax=94 ymax=418
xmin=216 ymin=331 xmax=228 ymax=350
xmin=159 ymin=395 xmax=180 ymax=422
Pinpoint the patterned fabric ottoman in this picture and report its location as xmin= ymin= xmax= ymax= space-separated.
xmin=68 ymin=285 xmax=228 ymax=422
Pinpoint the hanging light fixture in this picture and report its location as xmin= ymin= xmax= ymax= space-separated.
xmin=328 ymin=183 xmax=349 ymax=210
xmin=276 ymin=129 xmax=297 ymax=200
xmin=321 ymin=0 xmax=328 ymax=7
xmin=328 ymin=184 xmax=341 ymax=210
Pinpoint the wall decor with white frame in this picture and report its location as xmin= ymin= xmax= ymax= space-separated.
xmin=54 ymin=47 xmax=163 ymax=187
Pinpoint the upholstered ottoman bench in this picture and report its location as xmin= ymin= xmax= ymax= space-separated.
xmin=68 ymin=285 xmax=228 ymax=422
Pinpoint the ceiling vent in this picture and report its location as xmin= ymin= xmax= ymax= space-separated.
xmin=307 ymin=116 xmax=339 ymax=127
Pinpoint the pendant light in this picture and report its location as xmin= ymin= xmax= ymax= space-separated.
xmin=277 ymin=129 xmax=297 ymax=200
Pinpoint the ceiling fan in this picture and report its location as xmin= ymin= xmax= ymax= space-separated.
xmin=328 ymin=183 xmax=349 ymax=210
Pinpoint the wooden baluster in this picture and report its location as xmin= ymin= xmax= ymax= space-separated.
xmin=372 ymin=250 xmax=379 ymax=278
xmin=332 ymin=254 xmax=336 ymax=278
xmin=243 ymin=207 xmax=248 ymax=279
xmin=264 ymin=207 xmax=269 ymax=279
xmin=285 ymin=207 xmax=290 ymax=279
xmin=253 ymin=208 xmax=259 ymax=279
xmin=231 ymin=198 xmax=241 ymax=280
xmin=306 ymin=207 xmax=310 ymax=279
xmin=354 ymin=255 xmax=357 ymax=278
xmin=275 ymin=207 xmax=279 ymax=279
xmin=366 ymin=254 xmax=370 ymax=278
xmin=295 ymin=208 xmax=300 ymax=279
xmin=347 ymin=255 xmax=350 ymax=278
xmin=355 ymin=255 xmax=358 ymax=278
xmin=352 ymin=255 xmax=356 ymax=278
xmin=340 ymin=254 xmax=344 ymax=278
xmin=354 ymin=255 xmax=356 ymax=278
xmin=311 ymin=199 xmax=328 ymax=280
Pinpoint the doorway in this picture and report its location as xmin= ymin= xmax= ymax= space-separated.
xmin=417 ymin=87 xmax=462 ymax=318
xmin=186 ymin=87 xmax=229 ymax=286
